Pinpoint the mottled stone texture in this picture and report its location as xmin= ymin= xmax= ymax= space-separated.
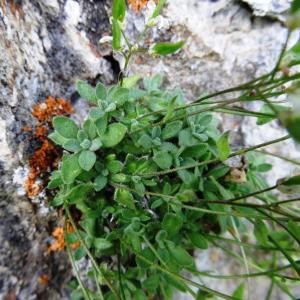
xmin=0 ymin=1 xmax=114 ymax=299
xmin=0 ymin=0 xmax=298 ymax=299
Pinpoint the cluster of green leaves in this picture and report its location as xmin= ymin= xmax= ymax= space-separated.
xmin=48 ymin=0 xmax=300 ymax=299
xmin=48 ymin=74 xmax=300 ymax=300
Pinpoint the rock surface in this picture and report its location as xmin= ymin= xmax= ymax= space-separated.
xmin=0 ymin=0 xmax=298 ymax=299
xmin=0 ymin=1 xmax=114 ymax=299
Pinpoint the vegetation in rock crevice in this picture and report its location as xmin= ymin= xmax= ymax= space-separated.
xmin=45 ymin=0 xmax=300 ymax=299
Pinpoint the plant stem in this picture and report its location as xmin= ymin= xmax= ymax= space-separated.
xmin=268 ymin=235 xmax=300 ymax=276
xmin=137 ymin=135 xmax=290 ymax=177
xmin=206 ymin=234 xmax=297 ymax=252
xmin=191 ymin=261 xmax=300 ymax=281
xmin=270 ymin=31 xmax=291 ymax=80
xmin=117 ymin=249 xmax=126 ymax=300
xmin=230 ymin=217 xmax=250 ymax=300
xmin=64 ymin=219 xmax=92 ymax=300
xmin=111 ymin=182 xmax=300 ymax=222
xmin=64 ymin=205 xmax=122 ymax=300
xmin=135 ymin=73 xmax=300 ymax=122
xmin=254 ymin=149 xmax=300 ymax=166
xmin=257 ymin=208 xmax=300 ymax=246
xmin=127 ymin=244 xmax=240 ymax=300
xmin=143 ymin=236 xmax=197 ymax=297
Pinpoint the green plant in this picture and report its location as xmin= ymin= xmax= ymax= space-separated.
xmin=48 ymin=0 xmax=300 ymax=299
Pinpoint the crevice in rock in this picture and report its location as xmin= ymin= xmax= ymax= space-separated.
xmin=103 ymin=54 xmax=121 ymax=83
xmin=237 ymin=0 xmax=287 ymax=25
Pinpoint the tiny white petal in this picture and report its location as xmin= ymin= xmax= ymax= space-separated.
xmin=144 ymin=0 xmax=157 ymax=22
xmin=157 ymin=16 xmax=170 ymax=30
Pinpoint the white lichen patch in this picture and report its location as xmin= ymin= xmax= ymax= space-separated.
xmin=64 ymin=0 xmax=81 ymax=26
xmin=12 ymin=166 xmax=29 ymax=196
xmin=0 ymin=119 xmax=13 ymax=170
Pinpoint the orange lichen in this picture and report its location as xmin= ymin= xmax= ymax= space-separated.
xmin=32 ymin=96 xmax=73 ymax=123
xmin=38 ymin=275 xmax=50 ymax=285
xmin=48 ymin=227 xmax=65 ymax=252
xmin=48 ymin=223 xmax=80 ymax=253
xmin=66 ymin=221 xmax=81 ymax=250
xmin=25 ymin=96 xmax=73 ymax=198
xmin=127 ymin=0 xmax=159 ymax=12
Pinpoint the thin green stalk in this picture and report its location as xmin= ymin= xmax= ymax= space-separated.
xmin=230 ymin=217 xmax=250 ymax=300
xmin=120 ymin=28 xmax=132 ymax=49
xmin=265 ymin=253 xmax=277 ymax=300
xmin=64 ymin=205 xmax=122 ymax=300
xmin=128 ymin=244 xmax=240 ymax=300
xmin=191 ymin=264 xmax=300 ymax=281
xmin=210 ymin=241 xmax=297 ymax=299
xmin=206 ymin=234 xmax=297 ymax=252
xmin=143 ymin=236 xmax=197 ymax=297
xmin=214 ymin=107 xmax=276 ymax=118
xmin=135 ymin=92 xmax=277 ymax=122
xmin=254 ymin=150 xmax=300 ymax=166
xmin=135 ymin=73 xmax=300 ymax=122
xmin=117 ymin=250 xmax=126 ymax=300
xmin=270 ymin=31 xmax=291 ymax=80
xmin=257 ymin=208 xmax=300 ymax=246
xmin=66 ymin=244 xmax=92 ymax=300
xmin=121 ymin=50 xmax=133 ymax=86
xmin=92 ymin=267 xmax=104 ymax=300
xmin=266 ymin=197 xmax=300 ymax=208
xmin=268 ymin=235 xmax=300 ymax=276
xmin=143 ymin=236 xmax=168 ymax=268
xmin=226 ymin=185 xmax=278 ymax=203
xmin=111 ymin=182 xmax=299 ymax=222
xmin=265 ymin=281 xmax=275 ymax=300
xmin=132 ymin=97 xmax=246 ymax=133
xmin=112 ymin=182 xmax=297 ymax=210
xmin=136 ymin=135 xmax=290 ymax=177
xmin=257 ymin=88 xmax=279 ymax=114
xmin=64 ymin=218 xmax=92 ymax=300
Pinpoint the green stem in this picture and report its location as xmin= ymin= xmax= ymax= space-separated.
xmin=230 ymin=217 xmax=250 ymax=300
xmin=270 ymin=31 xmax=291 ymax=80
xmin=254 ymin=149 xmax=300 ymax=166
xmin=226 ymin=185 xmax=278 ymax=203
xmin=135 ymin=73 xmax=300 ymax=122
xmin=191 ymin=262 xmax=300 ymax=281
xmin=64 ymin=205 xmax=122 ymax=300
xmin=143 ymin=236 xmax=197 ymax=297
xmin=268 ymin=235 xmax=300 ymax=276
xmin=210 ymin=240 xmax=297 ymax=299
xmin=257 ymin=208 xmax=300 ymax=246
xmin=265 ymin=281 xmax=275 ymax=300
xmin=117 ymin=249 xmax=126 ymax=300
xmin=206 ymin=234 xmax=297 ymax=252
xmin=121 ymin=29 xmax=131 ymax=49
xmin=128 ymin=244 xmax=240 ymax=300
xmin=137 ymin=135 xmax=290 ymax=177
xmin=111 ymin=182 xmax=299 ymax=222
xmin=214 ymin=106 xmax=276 ymax=118
xmin=266 ymin=197 xmax=300 ymax=207
xmin=64 ymin=219 xmax=92 ymax=300
xmin=92 ymin=266 xmax=104 ymax=300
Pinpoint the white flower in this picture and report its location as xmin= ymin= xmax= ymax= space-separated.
xmin=144 ymin=1 xmax=170 ymax=30
xmin=99 ymin=36 xmax=113 ymax=44
xmin=157 ymin=16 xmax=170 ymax=30
xmin=144 ymin=0 xmax=157 ymax=22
